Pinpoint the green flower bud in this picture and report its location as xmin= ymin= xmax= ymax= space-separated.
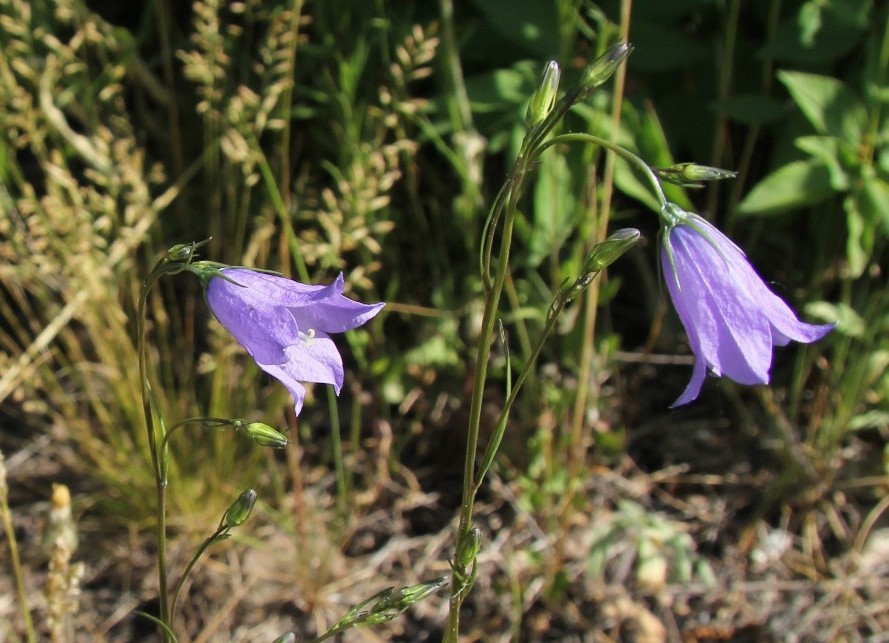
xmin=580 ymin=42 xmax=633 ymax=91
xmin=223 ymin=489 xmax=257 ymax=528
xmin=363 ymin=577 xmax=448 ymax=625
xmin=166 ymin=238 xmax=210 ymax=262
xmin=245 ymin=422 xmax=289 ymax=448
xmin=456 ymin=526 xmax=483 ymax=568
xmin=525 ymin=60 xmax=561 ymax=128
xmin=655 ymin=163 xmax=738 ymax=188
xmin=396 ymin=576 xmax=449 ymax=606
xmin=584 ymin=228 xmax=641 ymax=272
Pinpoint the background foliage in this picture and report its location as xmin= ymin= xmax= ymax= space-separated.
xmin=0 ymin=0 xmax=886 ymax=640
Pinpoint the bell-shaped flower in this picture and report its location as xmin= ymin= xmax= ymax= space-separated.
xmin=660 ymin=209 xmax=834 ymax=407
xmin=206 ymin=269 xmax=384 ymax=415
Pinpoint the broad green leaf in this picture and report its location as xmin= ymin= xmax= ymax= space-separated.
xmin=713 ymin=94 xmax=785 ymax=126
xmin=468 ymin=0 xmax=560 ymax=57
xmin=844 ymin=193 xmax=870 ymax=277
xmin=736 ymin=159 xmax=836 ymax=215
xmin=763 ymin=0 xmax=869 ymax=63
xmin=778 ymin=71 xmax=867 ymax=141
xmin=860 ymin=174 xmax=889 ymax=236
xmin=794 ymin=136 xmax=850 ymax=190
xmin=529 ymin=153 xmax=576 ymax=269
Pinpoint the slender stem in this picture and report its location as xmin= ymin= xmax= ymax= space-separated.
xmin=541 ymin=133 xmax=668 ymax=209
xmin=445 ymin=146 xmax=534 ymax=640
xmin=160 ymin=417 xmax=239 ymax=455
xmin=474 ymin=287 xmax=579 ymax=489
xmin=0 ymin=452 xmax=36 ymax=643
xmin=138 ymin=259 xmax=171 ymax=638
xmin=169 ymin=524 xmax=227 ymax=626
xmin=328 ymin=388 xmax=348 ymax=511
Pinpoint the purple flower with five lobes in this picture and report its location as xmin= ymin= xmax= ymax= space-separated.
xmin=660 ymin=207 xmax=834 ymax=407
xmin=206 ymin=268 xmax=384 ymax=415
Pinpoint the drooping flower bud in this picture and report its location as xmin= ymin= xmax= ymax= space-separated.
xmin=223 ymin=489 xmax=257 ymax=528
xmin=655 ymin=163 xmax=737 ymax=188
xmin=245 ymin=422 xmax=289 ymax=448
xmin=580 ymin=42 xmax=633 ymax=91
xmin=525 ymin=60 xmax=561 ymax=129
xmin=584 ymin=228 xmax=642 ymax=273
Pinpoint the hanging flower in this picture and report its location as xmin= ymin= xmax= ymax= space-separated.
xmin=206 ymin=269 xmax=384 ymax=415
xmin=660 ymin=208 xmax=834 ymax=407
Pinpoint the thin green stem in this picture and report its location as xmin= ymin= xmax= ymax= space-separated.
xmin=160 ymin=417 xmax=240 ymax=455
xmin=138 ymin=252 xmax=201 ymax=640
xmin=474 ymin=284 xmax=584 ymax=488
xmin=138 ymin=259 xmax=171 ymax=638
xmin=541 ymin=133 xmax=668 ymax=209
xmin=169 ymin=524 xmax=227 ymax=626
xmin=445 ymin=146 xmax=535 ymax=640
xmin=328 ymin=388 xmax=348 ymax=511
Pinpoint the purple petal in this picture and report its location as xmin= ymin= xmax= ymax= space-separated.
xmin=218 ymin=269 xmax=339 ymax=306
xmin=207 ymin=277 xmax=298 ymax=365
xmin=286 ymin=273 xmax=385 ymax=333
xmin=256 ymin=364 xmax=308 ymax=415
xmin=669 ymin=225 xmax=773 ymax=384
xmin=206 ymin=269 xmax=384 ymax=415
xmin=662 ymin=216 xmax=833 ymax=406
xmin=671 ymin=352 xmax=708 ymax=408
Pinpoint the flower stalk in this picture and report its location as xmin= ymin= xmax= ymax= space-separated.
xmin=446 ymin=45 xmax=634 ymax=640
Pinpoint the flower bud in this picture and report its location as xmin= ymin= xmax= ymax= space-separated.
xmin=456 ymin=526 xmax=483 ymax=568
xmin=245 ymin=422 xmax=289 ymax=448
xmin=364 ymin=577 xmax=449 ymax=625
xmin=580 ymin=42 xmax=633 ymax=91
xmin=525 ymin=60 xmax=560 ymax=128
xmin=584 ymin=228 xmax=641 ymax=272
xmin=223 ymin=489 xmax=257 ymax=528
xmin=166 ymin=238 xmax=210 ymax=261
xmin=396 ymin=576 xmax=449 ymax=606
xmin=655 ymin=163 xmax=737 ymax=188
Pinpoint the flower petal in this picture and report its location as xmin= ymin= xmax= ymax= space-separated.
xmin=207 ymin=277 xmax=297 ymax=365
xmin=288 ymin=273 xmax=385 ymax=333
xmin=671 ymin=351 xmax=708 ymax=408
xmin=255 ymin=363 xmax=308 ymax=415
xmin=672 ymin=227 xmax=773 ymax=384
xmin=661 ymin=213 xmax=834 ymax=406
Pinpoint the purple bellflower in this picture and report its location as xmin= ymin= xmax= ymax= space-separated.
xmin=206 ymin=268 xmax=384 ymax=415
xmin=660 ymin=207 xmax=834 ymax=407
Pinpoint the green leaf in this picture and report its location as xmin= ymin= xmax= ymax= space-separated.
xmin=713 ymin=94 xmax=785 ymax=126
xmin=778 ymin=71 xmax=867 ymax=141
xmin=794 ymin=136 xmax=850 ymax=190
xmin=861 ymin=174 xmax=889 ymax=236
xmin=736 ymin=159 xmax=836 ymax=215
xmin=763 ymin=0 xmax=869 ymax=64
xmin=468 ymin=0 xmax=560 ymax=57
xmin=529 ymin=152 xmax=576 ymax=269
xmin=844 ymin=193 xmax=870 ymax=277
